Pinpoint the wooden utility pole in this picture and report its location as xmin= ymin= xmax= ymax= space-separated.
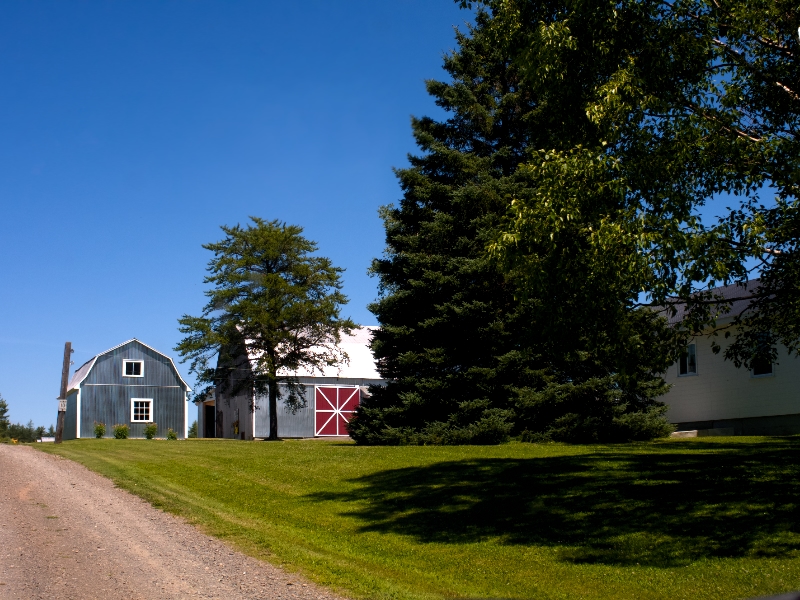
xmin=55 ymin=342 xmax=72 ymax=444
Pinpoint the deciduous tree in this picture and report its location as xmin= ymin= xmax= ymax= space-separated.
xmin=471 ymin=0 xmax=800 ymax=367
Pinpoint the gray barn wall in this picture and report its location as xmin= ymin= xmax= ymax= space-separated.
xmin=84 ymin=342 xmax=184 ymax=388
xmin=215 ymin=390 xmax=253 ymax=440
xmin=64 ymin=391 xmax=78 ymax=440
xmin=196 ymin=402 xmax=204 ymax=438
xmin=76 ymin=341 xmax=187 ymax=438
xmin=254 ymin=385 xmax=315 ymax=438
xmin=255 ymin=378 xmax=384 ymax=438
xmin=81 ymin=385 xmax=186 ymax=439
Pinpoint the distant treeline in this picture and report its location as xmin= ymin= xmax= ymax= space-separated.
xmin=0 ymin=393 xmax=54 ymax=443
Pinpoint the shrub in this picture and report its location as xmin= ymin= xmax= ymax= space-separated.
xmin=112 ymin=424 xmax=129 ymax=439
xmin=166 ymin=428 xmax=178 ymax=441
xmin=187 ymin=420 xmax=198 ymax=438
xmin=143 ymin=423 xmax=158 ymax=439
xmin=93 ymin=422 xmax=106 ymax=438
xmin=512 ymin=380 xmax=674 ymax=443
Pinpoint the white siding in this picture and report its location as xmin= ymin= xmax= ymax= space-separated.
xmin=663 ymin=332 xmax=800 ymax=423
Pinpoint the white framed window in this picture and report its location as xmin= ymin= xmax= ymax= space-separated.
xmin=123 ymin=359 xmax=144 ymax=378
xmin=679 ymin=344 xmax=697 ymax=376
xmin=131 ymin=398 xmax=153 ymax=422
xmin=751 ymin=357 xmax=774 ymax=377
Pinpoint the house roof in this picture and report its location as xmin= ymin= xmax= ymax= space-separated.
xmin=662 ymin=279 xmax=761 ymax=325
xmin=275 ymin=326 xmax=382 ymax=380
xmin=66 ymin=339 xmax=191 ymax=393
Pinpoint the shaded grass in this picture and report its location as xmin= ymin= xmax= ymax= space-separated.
xmin=37 ymin=437 xmax=800 ymax=600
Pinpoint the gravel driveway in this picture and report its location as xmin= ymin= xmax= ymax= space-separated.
xmin=0 ymin=444 xmax=348 ymax=600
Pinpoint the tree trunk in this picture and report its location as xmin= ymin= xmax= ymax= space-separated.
xmin=268 ymin=375 xmax=278 ymax=440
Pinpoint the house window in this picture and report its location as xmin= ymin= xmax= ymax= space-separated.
xmin=752 ymin=357 xmax=773 ymax=377
xmin=131 ymin=398 xmax=153 ymax=422
xmin=679 ymin=344 xmax=697 ymax=376
xmin=123 ymin=360 xmax=144 ymax=377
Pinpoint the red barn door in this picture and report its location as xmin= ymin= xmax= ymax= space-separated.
xmin=315 ymin=386 xmax=360 ymax=436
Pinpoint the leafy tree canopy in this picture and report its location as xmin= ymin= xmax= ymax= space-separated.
xmin=176 ymin=217 xmax=355 ymax=440
xmin=466 ymin=0 xmax=800 ymax=367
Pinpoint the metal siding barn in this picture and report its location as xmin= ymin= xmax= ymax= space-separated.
xmin=215 ymin=327 xmax=384 ymax=439
xmin=253 ymin=384 xmax=316 ymax=438
xmin=64 ymin=339 xmax=190 ymax=439
xmin=63 ymin=391 xmax=78 ymax=441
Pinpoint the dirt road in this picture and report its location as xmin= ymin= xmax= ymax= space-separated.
xmin=0 ymin=445 xmax=347 ymax=599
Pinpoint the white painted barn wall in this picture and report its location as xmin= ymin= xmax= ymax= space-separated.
xmin=663 ymin=328 xmax=800 ymax=424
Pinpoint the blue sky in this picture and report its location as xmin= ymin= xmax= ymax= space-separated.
xmin=0 ymin=0 xmax=470 ymax=427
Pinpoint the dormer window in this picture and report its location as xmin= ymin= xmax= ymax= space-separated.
xmin=123 ymin=360 xmax=144 ymax=377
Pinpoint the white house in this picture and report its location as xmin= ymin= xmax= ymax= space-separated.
xmin=662 ymin=281 xmax=800 ymax=435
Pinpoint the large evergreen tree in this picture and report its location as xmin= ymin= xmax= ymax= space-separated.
xmin=349 ymin=11 xmax=675 ymax=445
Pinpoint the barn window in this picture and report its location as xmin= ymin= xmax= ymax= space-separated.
xmin=131 ymin=399 xmax=153 ymax=422
xmin=679 ymin=344 xmax=697 ymax=376
xmin=123 ymin=360 xmax=144 ymax=377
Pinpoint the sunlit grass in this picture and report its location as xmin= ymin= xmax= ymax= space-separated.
xmin=37 ymin=436 xmax=800 ymax=600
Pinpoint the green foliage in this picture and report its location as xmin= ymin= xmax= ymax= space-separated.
xmin=38 ymin=437 xmax=800 ymax=600
xmin=176 ymin=217 xmax=355 ymax=440
xmin=0 ymin=396 xmax=53 ymax=442
xmin=471 ymin=0 xmax=800 ymax=365
xmin=6 ymin=420 xmax=39 ymax=443
xmin=350 ymin=10 xmax=674 ymax=445
xmin=0 ymin=394 xmax=9 ymax=438
xmin=143 ymin=423 xmax=158 ymax=439
xmin=187 ymin=420 xmax=198 ymax=438
xmin=112 ymin=424 xmax=129 ymax=439
xmin=166 ymin=428 xmax=178 ymax=440
xmin=93 ymin=422 xmax=106 ymax=438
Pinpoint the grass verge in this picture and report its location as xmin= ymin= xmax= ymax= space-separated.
xmin=37 ymin=436 xmax=800 ymax=600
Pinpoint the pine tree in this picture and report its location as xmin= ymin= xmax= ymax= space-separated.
xmin=176 ymin=218 xmax=355 ymax=440
xmin=349 ymin=11 xmax=675 ymax=445
xmin=0 ymin=394 xmax=9 ymax=438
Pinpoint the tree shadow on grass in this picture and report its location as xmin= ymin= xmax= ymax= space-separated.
xmin=307 ymin=439 xmax=800 ymax=567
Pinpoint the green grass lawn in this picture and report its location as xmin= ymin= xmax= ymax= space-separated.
xmin=37 ymin=437 xmax=800 ymax=600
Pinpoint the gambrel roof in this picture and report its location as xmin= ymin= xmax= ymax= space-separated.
xmin=66 ymin=339 xmax=190 ymax=393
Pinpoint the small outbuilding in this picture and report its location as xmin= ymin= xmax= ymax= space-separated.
xmin=63 ymin=339 xmax=191 ymax=439
xmin=198 ymin=326 xmax=383 ymax=439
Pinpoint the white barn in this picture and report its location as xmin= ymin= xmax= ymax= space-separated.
xmin=196 ymin=326 xmax=383 ymax=439
xmin=662 ymin=281 xmax=800 ymax=435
